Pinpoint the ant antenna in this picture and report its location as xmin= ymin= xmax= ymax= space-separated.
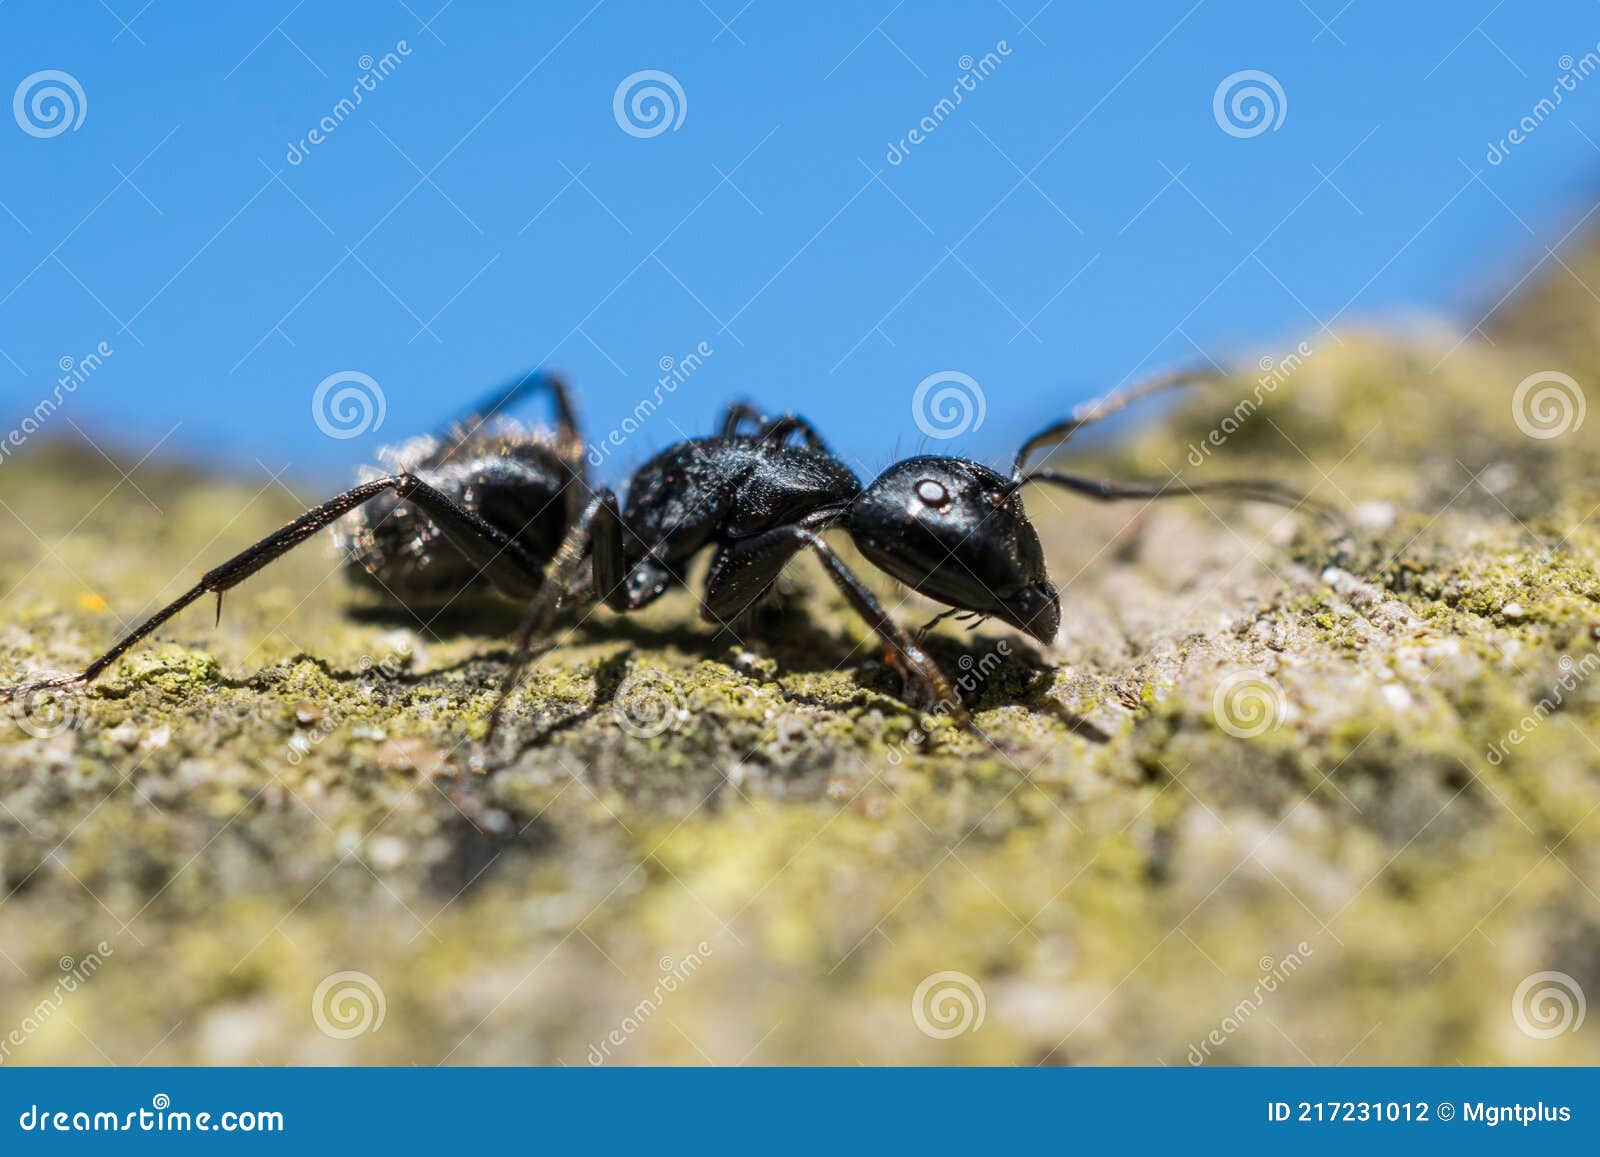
xmin=1011 ymin=364 xmax=1225 ymax=481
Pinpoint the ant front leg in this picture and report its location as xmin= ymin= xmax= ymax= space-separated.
xmin=0 ymin=474 xmax=545 ymax=702
xmin=703 ymin=520 xmax=981 ymax=736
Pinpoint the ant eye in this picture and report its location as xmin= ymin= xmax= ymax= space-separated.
xmin=914 ymin=479 xmax=949 ymax=508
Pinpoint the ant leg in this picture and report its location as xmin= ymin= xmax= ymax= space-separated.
xmin=758 ymin=415 xmax=831 ymax=453
xmin=443 ymin=369 xmax=583 ymax=467
xmin=0 ymin=474 xmax=544 ymax=700
xmin=486 ymin=490 xmax=628 ymax=742
xmin=914 ymin=607 xmax=965 ymax=641
xmin=716 ymin=402 xmax=831 ymax=452
xmin=700 ymin=511 xmax=834 ymax=623
xmin=1013 ymin=365 xmax=1222 ymax=477
xmin=718 ymin=401 xmax=766 ymax=437
xmin=701 ymin=520 xmax=973 ymax=730
xmin=1022 ymin=469 xmax=1342 ymax=524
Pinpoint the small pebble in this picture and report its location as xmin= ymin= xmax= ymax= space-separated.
xmin=366 ymin=835 xmax=408 ymax=870
xmin=1380 ymin=684 xmax=1415 ymax=712
xmin=374 ymin=735 xmax=446 ymax=777
xmin=1354 ymin=501 xmax=1396 ymax=530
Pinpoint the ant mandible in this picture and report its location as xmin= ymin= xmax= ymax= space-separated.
xmin=0 ymin=367 xmax=1330 ymax=747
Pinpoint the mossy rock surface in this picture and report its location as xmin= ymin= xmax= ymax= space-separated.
xmin=2 ymin=272 xmax=1600 ymax=1064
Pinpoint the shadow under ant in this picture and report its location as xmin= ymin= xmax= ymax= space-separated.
xmin=494 ymin=648 xmax=632 ymax=763
xmin=915 ymin=630 xmax=1113 ymax=743
xmin=346 ymin=597 xmax=526 ymax=638
xmin=347 ymin=584 xmax=1111 ymax=748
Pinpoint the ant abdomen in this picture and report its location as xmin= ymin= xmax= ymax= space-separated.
xmin=339 ymin=431 xmax=575 ymax=606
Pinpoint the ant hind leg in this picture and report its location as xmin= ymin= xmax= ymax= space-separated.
xmin=0 ymin=474 xmax=544 ymax=701
xmin=442 ymin=369 xmax=584 ymax=469
xmin=486 ymin=490 xmax=631 ymax=743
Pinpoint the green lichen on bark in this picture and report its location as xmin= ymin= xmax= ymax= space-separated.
xmin=2 ymin=268 xmax=1600 ymax=1065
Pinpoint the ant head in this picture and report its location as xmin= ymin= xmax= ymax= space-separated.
xmin=846 ymin=456 xmax=1060 ymax=643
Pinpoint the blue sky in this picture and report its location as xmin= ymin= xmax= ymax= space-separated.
xmin=2 ymin=1 xmax=1599 ymax=484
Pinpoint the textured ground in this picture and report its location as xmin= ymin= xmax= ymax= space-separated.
xmin=2 ymin=265 xmax=1600 ymax=1065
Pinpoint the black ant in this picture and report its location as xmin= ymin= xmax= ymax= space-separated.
xmin=0 ymin=366 xmax=1328 ymax=748
xmin=485 ymin=366 xmax=1329 ymax=743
